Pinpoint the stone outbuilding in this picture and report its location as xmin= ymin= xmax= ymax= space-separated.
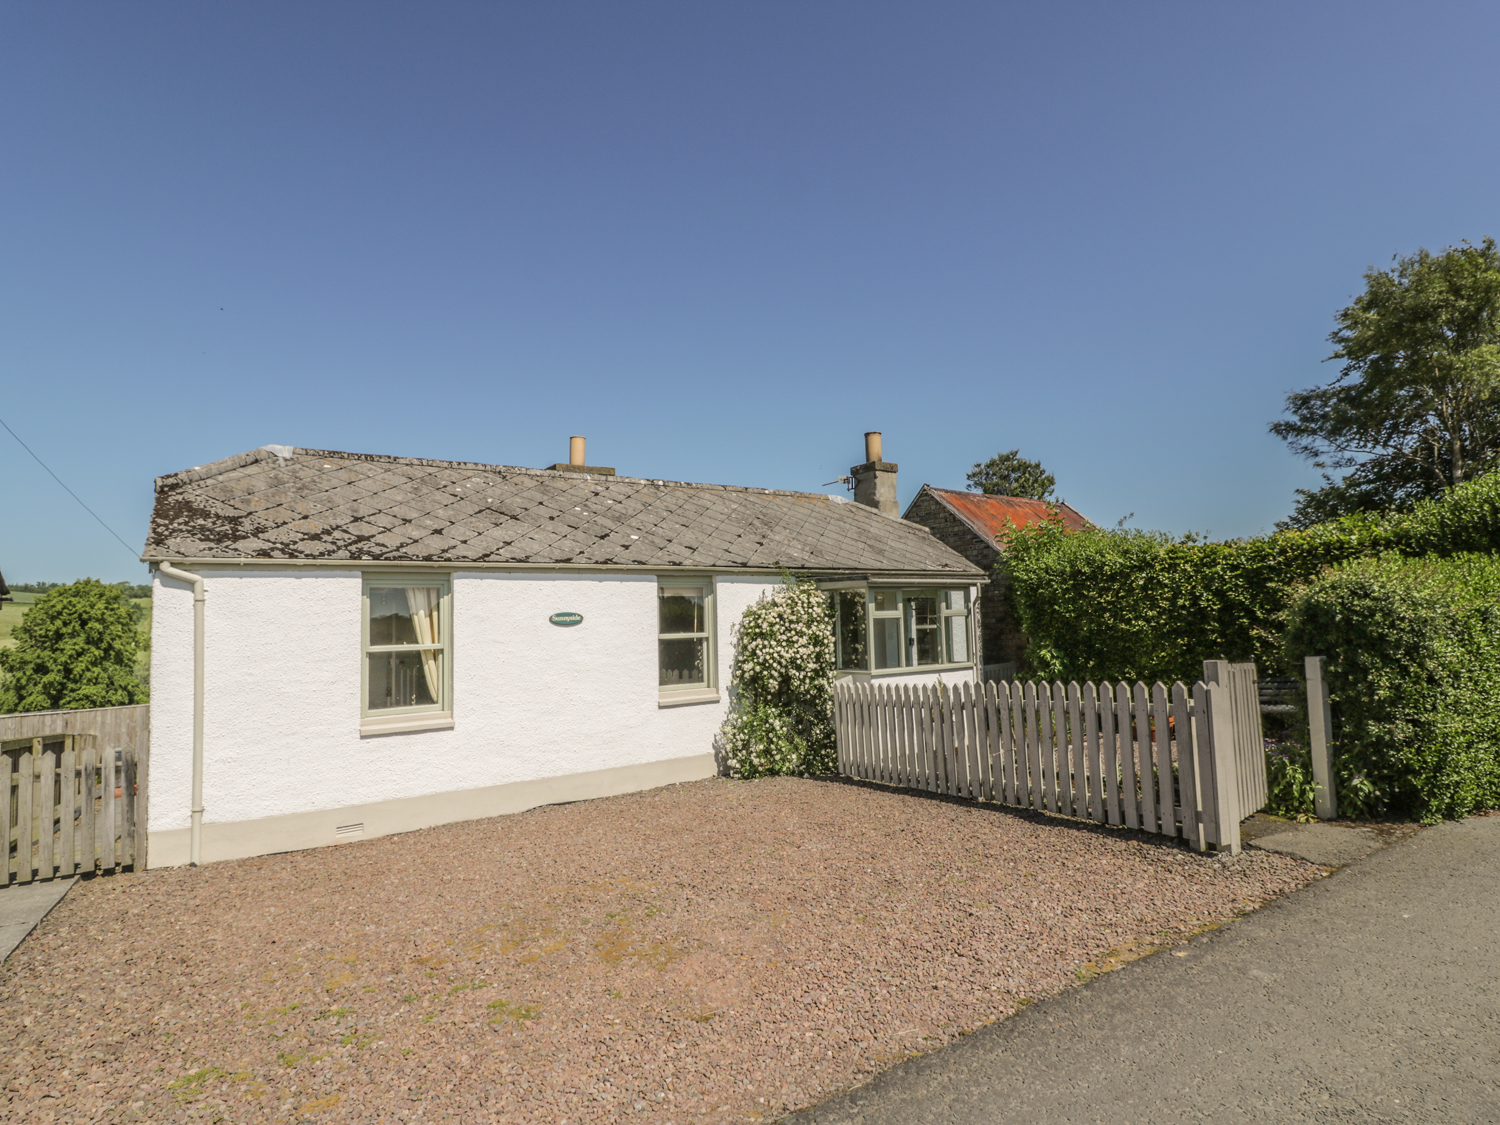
xmin=901 ymin=486 xmax=1091 ymax=677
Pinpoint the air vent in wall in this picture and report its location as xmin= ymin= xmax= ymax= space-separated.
xmin=335 ymin=822 xmax=364 ymax=839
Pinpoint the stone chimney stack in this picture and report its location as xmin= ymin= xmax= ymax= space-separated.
xmin=548 ymin=435 xmax=615 ymax=476
xmin=850 ymin=431 xmax=898 ymax=517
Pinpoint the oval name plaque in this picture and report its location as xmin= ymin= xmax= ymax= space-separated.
xmin=549 ymin=612 xmax=584 ymax=627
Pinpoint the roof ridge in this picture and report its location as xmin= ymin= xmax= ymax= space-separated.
xmin=156 ymin=445 xmax=912 ymax=510
xmin=154 ymin=448 xmax=282 ymax=490
xmin=925 ymin=484 xmax=1086 ymax=521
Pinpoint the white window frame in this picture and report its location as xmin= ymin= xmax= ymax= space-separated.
xmin=819 ymin=582 xmax=976 ymax=677
xmin=361 ymin=573 xmax=454 ymax=735
xmin=657 ymin=576 xmax=719 ymax=707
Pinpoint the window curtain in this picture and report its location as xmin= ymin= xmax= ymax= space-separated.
xmin=405 ymin=586 xmax=442 ymax=703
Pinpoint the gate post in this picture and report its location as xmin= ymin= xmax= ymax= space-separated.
xmin=1203 ymin=682 xmax=1242 ymax=855
xmin=1304 ymin=656 xmax=1337 ymax=820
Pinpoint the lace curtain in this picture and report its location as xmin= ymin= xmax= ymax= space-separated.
xmin=405 ymin=586 xmax=442 ymax=703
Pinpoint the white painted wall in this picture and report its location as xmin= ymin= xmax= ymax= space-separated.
xmin=149 ymin=568 xmax=779 ymax=836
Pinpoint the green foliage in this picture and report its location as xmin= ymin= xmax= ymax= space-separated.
xmin=966 ymin=450 xmax=1056 ymax=500
xmin=1261 ymin=736 xmax=1378 ymax=821
xmin=1262 ymin=740 xmax=1319 ymax=821
xmin=1001 ymin=515 xmax=1377 ymax=683
xmin=718 ymin=578 xmax=836 ymax=778
xmin=1281 ymin=554 xmax=1500 ymax=822
xmin=0 ymin=580 xmax=147 ymax=713
xmin=1004 ymin=470 xmax=1500 ymax=685
xmin=1273 ymin=238 xmax=1500 ymax=527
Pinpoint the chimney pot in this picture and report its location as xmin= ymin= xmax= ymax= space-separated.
xmin=546 ymin=436 xmax=616 ymax=476
xmin=851 ymin=431 xmax=898 ymax=517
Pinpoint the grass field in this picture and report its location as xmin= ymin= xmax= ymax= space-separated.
xmin=0 ymin=590 xmax=153 ymax=650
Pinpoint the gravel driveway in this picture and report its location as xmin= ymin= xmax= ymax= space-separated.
xmin=0 ymin=776 xmax=1319 ymax=1124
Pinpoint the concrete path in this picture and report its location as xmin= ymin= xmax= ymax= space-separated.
xmin=0 ymin=878 xmax=74 ymax=963
xmin=787 ymin=816 xmax=1500 ymax=1124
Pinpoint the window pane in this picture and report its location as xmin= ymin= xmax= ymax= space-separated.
xmin=872 ymin=588 xmax=900 ymax=613
xmin=659 ymin=588 xmax=706 ymax=635
xmin=906 ymin=592 xmax=941 ymax=665
xmin=872 ymin=616 xmax=902 ymax=669
xmin=834 ymin=589 xmax=867 ymax=671
xmin=369 ymin=585 xmax=443 ymax=646
xmin=946 ymin=614 xmax=969 ymax=663
xmin=368 ymin=650 xmax=440 ymax=710
xmin=944 ymin=589 xmax=967 ymax=613
xmin=659 ymin=637 xmax=707 ymax=686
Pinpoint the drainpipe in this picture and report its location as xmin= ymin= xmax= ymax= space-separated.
xmin=156 ymin=562 xmax=206 ymax=866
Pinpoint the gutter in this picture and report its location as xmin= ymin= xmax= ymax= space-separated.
xmin=137 ymin=556 xmax=989 ymax=583
xmin=155 ymin=562 xmax=206 ymax=866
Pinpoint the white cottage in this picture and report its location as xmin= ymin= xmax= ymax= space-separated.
xmin=142 ymin=437 xmax=984 ymax=867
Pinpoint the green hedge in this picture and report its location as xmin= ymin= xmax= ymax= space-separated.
xmin=1282 ymin=554 xmax=1500 ymax=822
xmin=1004 ymin=471 xmax=1500 ymax=684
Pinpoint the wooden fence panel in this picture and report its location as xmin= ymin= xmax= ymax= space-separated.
xmin=1068 ymin=687 xmax=1080 ymax=822
xmin=889 ymin=686 xmax=900 ymax=786
xmin=0 ymin=751 xmax=11 ymax=886
xmin=1050 ymin=680 xmax=1066 ymax=814
xmin=1099 ymin=683 xmax=1120 ymax=825
xmin=981 ymin=681 xmax=1000 ymax=802
xmin=1003 ymin=682 xmax=1021 ymax=805
xmin=966 ymin=683 xmax=980 ymax=799
xmin=1112 ymin=684 xmax=1136 ymax=829
xmin=17 ymin=746 xmax=35 ymax=884
xmin=1082 ymin=682 xmax=1100 ymax=822
xmin=1002 ymin=684 xmax=1014 ymax=804
xmin=39 ymin=742 xmax=57 ymax=880
xmin=1172 ymin=682 xmax=1202 ymax=850
xmin=0 ymin=706 xmax=148 ymax=886
xmin=1151 ymin=683 xmax=1174 ymax=839
xmin=832 ymin=677 xmax=1243 ymax=854
xmin=59 ymin=738 xmax=75 ymax=876
xmin=1037 ymin=682 xmax=1055 ymax=813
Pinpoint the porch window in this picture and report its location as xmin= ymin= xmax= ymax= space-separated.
xmin=658 ymin=579 xmax=716 ymax=703
xmin=823 ymin=585 xmax=973 ymax=672
xmin=362 ymin=575 xmax=451 ymax=726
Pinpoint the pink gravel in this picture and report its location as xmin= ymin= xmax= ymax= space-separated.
xmin=0 ymin=776 xmax=1320 ymax=1124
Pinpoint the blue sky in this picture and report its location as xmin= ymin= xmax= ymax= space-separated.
xmin=4 ymin=1 xmax=1499 ymax=583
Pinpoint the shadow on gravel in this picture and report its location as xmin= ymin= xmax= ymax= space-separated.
xmin=811 ymin=773 xmax=1213 ymax=857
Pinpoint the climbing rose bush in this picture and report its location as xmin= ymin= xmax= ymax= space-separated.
xmin=719 ymin=578 xmax=836 ymax=778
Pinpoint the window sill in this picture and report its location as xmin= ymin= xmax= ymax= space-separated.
xmin=658 ymin=688 xmax=722 ymax=708
xmin=360 ymin=711 xmax=454 ymax=737
xmin=850 ymin=662 xmax=977 ymax=678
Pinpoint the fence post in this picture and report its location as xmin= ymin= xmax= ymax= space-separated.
xmin=1304 ymin=655 xmax=1337 ymax=820
xmin=1204 ymin=682 xmax=1242 ymax=855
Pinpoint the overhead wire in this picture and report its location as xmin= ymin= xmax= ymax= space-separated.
xmin=0 ymin=413 xmax=140 ymax=560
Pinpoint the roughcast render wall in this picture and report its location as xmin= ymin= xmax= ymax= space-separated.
xmin=148 ymin=571 xmax=775 ymax=833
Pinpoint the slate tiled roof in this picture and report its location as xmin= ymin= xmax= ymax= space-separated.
xmin=142 ymin=447 xmax=982 ymax=575
xmin=909 ymin=486 xmax=1091 ymax=547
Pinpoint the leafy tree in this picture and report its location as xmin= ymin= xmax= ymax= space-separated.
xmin=966 ymin=449 xmax=1056 ymax=499
xmin=1273 ymin=238 xmax=1500 ymax=528
xmin=0 ymin=580 xmax=146 ymax=713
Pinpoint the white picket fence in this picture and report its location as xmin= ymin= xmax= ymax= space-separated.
xmin=834 ymin=674 xmax=1260 ymax=854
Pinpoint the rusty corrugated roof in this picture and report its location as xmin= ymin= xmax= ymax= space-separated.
xmin=914 ymin=486 xmax=1091 ymax=548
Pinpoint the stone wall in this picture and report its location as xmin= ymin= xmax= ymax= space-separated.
xmin=903 ymin=490 xmax=1028 ymax=669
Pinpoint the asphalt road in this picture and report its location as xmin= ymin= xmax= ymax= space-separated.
xmin=785 ymin=815 xmax=1500 ymax=1124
